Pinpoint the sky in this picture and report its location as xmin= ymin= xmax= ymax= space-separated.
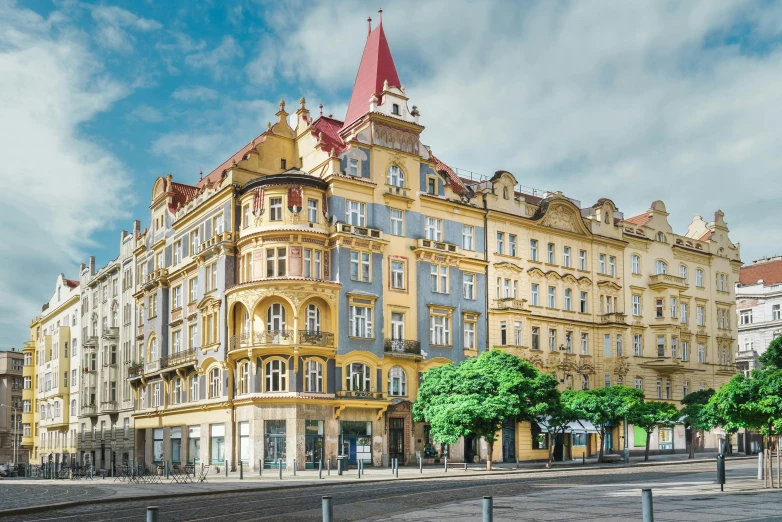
xmin=2 ymin=0 xmax=782 ymax=348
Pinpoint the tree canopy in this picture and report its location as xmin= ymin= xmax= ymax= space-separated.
xmin=412 ymin=349 xmax=560 ymax=470
xmin=759 ymin=336 xmax=782 ymax=370
xmin=630 ymin=401 xmax=680 ymax=461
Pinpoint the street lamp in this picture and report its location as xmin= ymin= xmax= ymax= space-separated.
xmin=0 ymin=403 xmax=18 ymax=469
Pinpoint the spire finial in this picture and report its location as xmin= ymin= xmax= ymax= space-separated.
xmin=367 ymin=16 xmax=372 ymax=36
xmin=319 ymin=103 xmax=323 ymax=117
xmin=199 ymin=168 xmax=203 ymax=181
xmin=378 ymin=7 xmax=383 ymax=23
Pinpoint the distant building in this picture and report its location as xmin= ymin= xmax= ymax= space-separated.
xmin=0 ymin=349 xmax=25 ymax=464
xmin=736 ymin=256 xmax=782 ymax=375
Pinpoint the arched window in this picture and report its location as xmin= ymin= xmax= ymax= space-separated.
xmin=112 ymin=307 xmax=118 ymax=327
xmin=581 ymin=374 xmax=589 ymax=390
xmin=92 ymin=315 xmax=98 ymax=337
xmin=631 ymin=254 xmax=641 ymax=274
xmin=267 ymin=303 xmax=286 ymax=343
xmin=238 ymin=362 xmax=250 ymax=394
xmin=655 ymin=260 xmax=667 ymax=275
xmin=387 ymin=165 xmax=404 ymax=187
xmin=306 ymin=304 xmax=321 ymax=332
xmin=242 ymin=310 xmax=250 ymax=338
xmin=656 ymin=232 xmax=666 ymax=242
xmin=346 ymin=363 xmax=370 ymax=391
xmin=265 ymin=359 xmax=286 ymax=392
xmin=149 ymin=337 xmax=159 ymax=361
xmin=502 ymin=187 xmax=508 ymax=200
xmin=190 ymin=374 xmax=200 ymax=402
xmin=209 ymin=368 xmax=221 ymax=398
xmin=172 ymin=378 xmax=182 ymax=404
xmin=305 ymin=359 xmax=323 ymax=392
xmin=388 ymin=366 xmax=407 ymax=396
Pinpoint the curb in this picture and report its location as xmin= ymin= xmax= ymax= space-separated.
xmin=0 ymin=456 xmax=753 ymax=517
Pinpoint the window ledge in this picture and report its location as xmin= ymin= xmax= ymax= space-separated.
xmin=348 ymin=336 xmax=375 ymax=341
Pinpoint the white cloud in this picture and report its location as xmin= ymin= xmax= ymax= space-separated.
xmin=0 ymin=2 xmax=132 ymax=346
xmin=172 ymin=85 xmax=219 ymax=102
xmin=184 ymin=35 xmax=243 ymax=80
xmin=90 ymin=5 xmax=162 ymax=53
xmin=250 ymin=0 xmax=782 ymax=263
xmin=130 ymin=104 xmax=163 ymax=122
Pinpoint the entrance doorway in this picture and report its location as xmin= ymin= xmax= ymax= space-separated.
xmin=340 ymin=421 xmax=372 ymax=466
xmin=553 ymin=433 xmax=565 ymax=461
xmin=502 ymin=419 xmax=516 ymax=463
xmin=389 ymin=418 xmax=405 ymax=465
xmin=604 ymin=431 xmax=613 ymax=453
xmin=305 ymin=420 xmax=323 ymax=469
xmin=464 ymin=436 xmax=478 ymax=464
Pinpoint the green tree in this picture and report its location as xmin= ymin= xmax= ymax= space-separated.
xmin=681 ymin=389 xmax=716 ymax=459
xmin=629 ymin=401 xmax=680 ymax=461
xmin=562 ymin=386 xmax=645 ymax=463
xmin=534 ymin=400 xmax=580 ymax=469
xmin=413 ymin=350 xmax=559 ymax=470
xmin=759 ymin=336 xmax=782 ymax=369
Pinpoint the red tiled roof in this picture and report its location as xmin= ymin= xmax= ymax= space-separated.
xmin=699 ymin=230 xmax=714 ymax=241
xmin=431 ymin=154 xmax=468 ymax=195
xmin=624 ymin=212 xmax=652 ymax=226
xmin=196 ymin=133 xmax=266 ymax=189
xmin=311 ymin=116 xmax=346 ymax=155
xmin=64 ymin=279 xmax=79 ymax=289
xmin=344 ymin=21 xmax=401 ymax=129
xmin=739 ymin=258 xmax=782 ymax=286
xmin=170 ymin=181 xmax=200 ymax=212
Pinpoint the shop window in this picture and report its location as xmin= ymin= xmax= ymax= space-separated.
xmin=264 ymin=420 xmax=286 ymax=468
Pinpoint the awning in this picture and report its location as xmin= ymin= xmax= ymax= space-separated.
xmin=576 ymin=420 xmax=600 ymax=434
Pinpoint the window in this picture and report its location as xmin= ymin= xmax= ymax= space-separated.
xmin=697 ymin=306 xmax=705 ymax=327
xmin=170 ymin=285 xmax=182 ymax=310
xmin=205 ymin=262 xmax=218 ymax=291
xmin=616 ymin=335 xmax=623 ymax=356
xmin=243 ymin=204 xmax=251 ymax=228
xmin=213 ymin=214 xmax=224 ymax=235
xmin=269 ymin=198 xmax=283 ymax=221
xmin=387 ymin=165 xmax=404 ymax=187
xmin=307 ymin=199 xmax=319 ymax=223
xmin=631 ymin=255 xmax=640 ymax=274
xmin=547 ymin=243 xmax=555 ymax=264
xmin=532 ymin=327 xmax=540 ymax=350
xmin=390 ymin=209 xmax=404 ymax=236
xmin=346 ymin=363 xmax=371 ymax=391
xmin=604 ymin=334 xmax=611 ymax=357
xmin=390 ymin=312 xmax=405 ymax=341
xmin=670 ymin=297 xmax=677 ymax=318
xmin=548 ymin=286 xmax=556 ymax=308
xmin=496 ymin=232 xmax=505 ymax=255
xmin=305 ymin=304 xmax=321 ymax=332
xmin=173 ymin=240 xmax=182 ymax=265
xmin=666 ymin=379 xmax=671 ymax=400
xmin=350 ymin=305 xmax=373 ymax=338
xmin=509 ymin=235 xmax=517 ymax=256
xmin=530 ymin=284 xmax=539 ymax=306
xmin=392 ymin=103 xmax=400 ymax=115
xmin=463 ymin=273 xmax=475 ymax=300
xmin=656 ymin=299 xmax=664 ymax=318
xmin=565 ymin=331 xmax=573 ymax=353
xmin=461 ymin=225 xmax=473 ymax=250
xmin=774 ymin=304 xmax=781 ymax=321
xmin=609 ymin=256 xmax=616 ymax=277
xmin=430 ymin=263 xmax=449 ymax=293
xmin=190 ymin=374 xmax=200 ymax=402
xmin=426 ymin=176 xmax=437 ymax=195
xmin=425 ymin=217 xmax=442 ymax=241
xmin=500 ymin=321 xmax=507 ymax=346
xmin=599 ymin=254 xmax=606 ymax=274
xmin=209 ymin=368 xmax=221 ymax=398
xmin=548 ymin=329 xmax=557 ymax=351
xmin=681 ymin=303 xmax=689 ymax=323
xmin=582 ymin=374 xmax=589 ymax=390
xmin=671 ymin=336 xmax=678 ymax=358
xmin=280 ymin=158 xmax=287 ymax=169
xmin=581 ymin=333 xmax=588 ymax=355
xmin=150 ymin=337 xmax=159 ymax=361
xmin=189 ymin=323 xmax=198 ymax=351
xmin=350 ymin=251 xmax=371 ymax=282
xmin=530 ymin=240 xmax=538 ymax=261
xmin=302 ymin=248 xmax=322 ymax=279
xmin=564 ymin=288 xmax=572 ymax=311
xmin=210 ymin=424 xmax=225 ymax=464
xmin=635 ymin=377 xmax=643 ymax=390
xmin=172 ymin=330 xmax=182 ymax=354
xmin=579 ymin=250 xmax=587 ymax=270
xmin=680 ymin=264 xmax=687 ymax=281
xmin=346 ymin=200 xmax=366 ymax=226
xmin=656 ymin=378 xmax=663 ymax=399
xmin=265 ymin=360 xmax=287 ymax=392
xmin=173 ymin=378 xmax=183 ymax=404
xmin=682 ymin=341 xmax=690 ymax=362
xmin=655 ymin=260 xmax=667 ymax=275
xmin=514 ymin=322 xmax=523 ymax=347
xmin=683 ymin=381 xmax=690 ymax=398
xmin=740 ymin=310 xmax=752 ymax=325
xmin=657 ymin=336 xmax=665 ymax=357
xmin=153 ymin=383 xmax=162 ymax=407
xmin=348 ymin=158 xmax=359 ymax=176
xmin=391 ymin=260 xmax=405 ymax=290
xmin=189 ymin=425 xmax=201 ymax=463
xmin=305 ymin=360 xmax=323 ymax=392
xmin=695 ymin=269 xmax=704 ymax=287
xmin=633 ymin=334 xmax=642 ymax=356
xmin=605 ymin=373 xmax=611 ymax=388
xmin=632 ymin=295 xmax=641 ymax=316
xmin=264 ymin=248 xmax=287 ymax=278
xmin=579 ymin=291 xmax=588 ymax=313
xmin=698 ymin=343 xmax=706 ymax=363
xmin=430 ymin=310 xmax=451 ymax=346
xmin=388 ymin=367 xmax=406 ymax=396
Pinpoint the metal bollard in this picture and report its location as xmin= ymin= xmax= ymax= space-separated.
xmin=322 ymin=496 xmax=333 ymax=522
xmin=225 ymin=463 xmax=228 ymax=477
xmin=716 ymin=454 xmax=725 ymax=492
xmin=395 ymin=461 xmax=399 ymax=478
xmin=293 ymin=459 xmax=296 ymax=476
xmin=338 ymin=458 xmax=342 ymax=476
xmin=319 ymin=460 xmax=323 ymax=479
xmin=259 ymin=459 xmax=262 ymax=477
xmin=240 ymin=462 xmax=244 ymax=480
xmin=641 ymin=488 xmax=654 ymax=522
xmin=464 ymin=461 xmax=468 ymax=471
xmin=279 ymin=459 xmax=283 ymax=480
xmin=357 ymin=459 xmax=361 ymax=478
xmin=583 ymin=452 xmax=586 ymax=465
xmin=758 ymin=451 xmax=764 ymax=480
xmin=327 ymin=458 xmax=331 ymax=476
xmin=483 ymin=496 xmax=493 ymax=522
xmin=391 ymin=457 xmax=395 ymax=474
xmin=147 ymin=506 xmax=159 ymax=522
xmin=444 ymin=457 xmax=448 ymax=472
xmin=419 ymin=456 xmax=423 ymax=473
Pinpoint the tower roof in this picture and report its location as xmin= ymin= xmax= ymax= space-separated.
xmin=343 ymin=21 xmax=401 ymax=129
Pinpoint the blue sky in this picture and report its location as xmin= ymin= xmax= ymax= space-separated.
xmin=2 ymin=0 xmax=782 ymax=348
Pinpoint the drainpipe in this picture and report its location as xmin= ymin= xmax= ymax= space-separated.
xmin=482 ymin=193 xmax=489 ymax=354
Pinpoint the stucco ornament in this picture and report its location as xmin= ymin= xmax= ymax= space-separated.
xmin=541 ymin=206 xmax=581 ymax=233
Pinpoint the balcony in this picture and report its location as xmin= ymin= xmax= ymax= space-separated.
xmin=415 ymin=238 xmax=459 ymax=254
xmin=336 ymin=222 xmax=383 ymax=240
xmin=494 ymin=298 xmax=526 ymax=311
xmin=160 ymin=349 xmax=197 ymax=369
xmin=336 ymin=390 xmax=385 ymax=400
xmin=254 ymin=329 xmax=295 ymax=346
xmin=600 ymin=312 xmax=627 ymax=324
xmin=648 ymin=273 xmax=688 ymax=291
xmin=100 ymin=401 xmax=118 ymax=413
xmin=102 ymin=327 xmax=119 ymax=339
xmin=198 ymin=232 xmax=233 ymax=255
xmin=128 ymin=362 xmax=144 ymax=378
xmin=80 ymin=404 xmax=97 ymax=417
xmin=83 ymin=336 xmax=99 ymax=348
xmin=384 ymin=339 xmax=422 ymax=356
xmin=299 ymin=330 xmax=334 ymax=347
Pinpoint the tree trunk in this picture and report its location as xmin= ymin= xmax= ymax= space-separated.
xmin=486 ymin=437 xmax=493 ymax=471
xmin=726 ymin=433 xmax=732 ymax=455
xmin=688 ymin=429 xmax=696 ymax=459
xmin=645 ymin=430 xmax=651 ymax=462
xmin=598 ymin=431 xmax=605 ymax=464
xmin=547 ymin=437 xmax=554 ymax=469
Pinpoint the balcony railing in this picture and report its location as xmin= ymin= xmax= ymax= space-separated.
xmin=384 ymin=339 xmax=422 ymax=355
xmin=102 ymin=327 xmax=119 ymax=338
xmin=416 ymin=238 xmax=458 ymax=253
xmin=648 ymin=273 xmax=687 ymax=289
xmin=600 ymin=312 xmax=627 ymax=324
xmin=128 ymin=362 xmax=144 ymax=377
xmin=336 ymin=222 xmax=383 ymax=239
xmin=136 ymin=325 xmax=144 ymax=339
xmin=336 ymin=390 xmax=385 ymax=400
xmin=80 ymin=404 xmax=97 ymax=416
xmin=160 ymin=349 xmax=197 ymax=369
xmin=254 ymin=329 xmax=295 ymax=345
xmin=299 ymin=330 xmax=334 ymax=347
xmin=100 ymin=401 xmax=118 ymax=413
xmin=494 ymin=298 xmax=525 ymax=310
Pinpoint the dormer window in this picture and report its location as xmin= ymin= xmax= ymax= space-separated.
xmin=392 ymin=104 xmax=400 ymax=115
xmin=656 ymin=232 xmax=666 ymax=242
xmin=502 ymin=187 xmax=508 ymax=200
xmin=348 ymin=158 xmax=359 ymax=176
xmin=427 ymin=177 xmax=437 ymax=195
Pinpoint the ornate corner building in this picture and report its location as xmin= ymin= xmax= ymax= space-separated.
xmin=22 ymin=17 xmax=742 ymax=468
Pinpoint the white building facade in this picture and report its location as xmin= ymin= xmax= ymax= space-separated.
xmin=736 ymin=256 xmax=782 ymax=375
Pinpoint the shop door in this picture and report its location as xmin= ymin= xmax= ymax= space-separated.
xmin=553 ymin=433 xmax=565 ymax=461
xmin=465 ymin=436 xmax=477 ymax=464
xmin=502 ymin=419 xmax=516 ymax=462
xmin=604 ymin=432 xmax=613 ymax=453
xmin=389 ymin=418 xmax=405 ymax=465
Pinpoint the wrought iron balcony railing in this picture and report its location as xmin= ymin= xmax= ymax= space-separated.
xmin=336 ymin=389 xmax=385 ymax=400
xmin=299 ymin=330 xmax=334 ymax=347
xmin=160 ymin=348 xmax=197 ymax=369
xmin=384 ymin=339 xmax=421 ymax=355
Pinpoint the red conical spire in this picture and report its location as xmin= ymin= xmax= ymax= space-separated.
xmin=343 ymin=16 xmax=401 ymax=128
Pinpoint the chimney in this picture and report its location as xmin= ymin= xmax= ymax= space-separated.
xmin=89 ymin=256 xmax=96 ymax=276
xmin=134 ymin=220 xmax=141 ymax=235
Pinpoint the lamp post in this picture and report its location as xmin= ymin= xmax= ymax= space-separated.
xmin=0 ymin=404 xmax=18 ymax=468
